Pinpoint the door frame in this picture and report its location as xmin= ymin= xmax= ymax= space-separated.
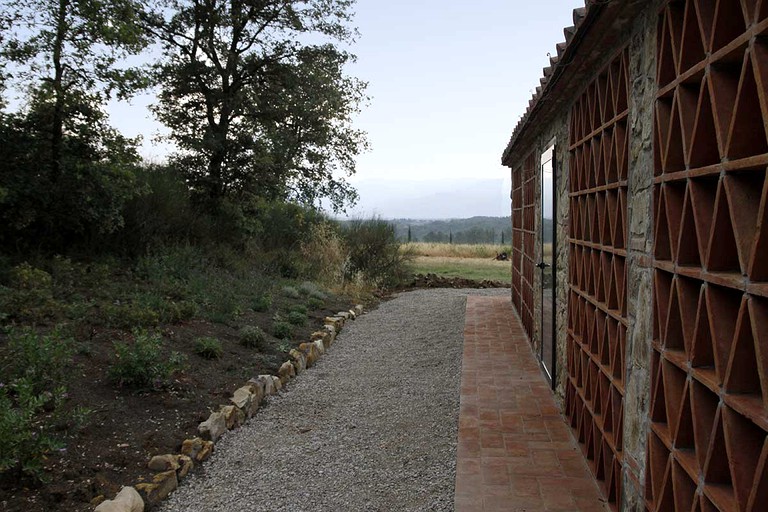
xmin=539 ymin=140 xmax=557 ymax=388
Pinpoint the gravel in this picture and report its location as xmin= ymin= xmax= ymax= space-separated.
xmin=158 ymin=288 xmax=508 ymax=512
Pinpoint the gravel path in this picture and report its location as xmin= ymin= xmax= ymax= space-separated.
xmin=159 ymin=288 xmax=508 ymax=512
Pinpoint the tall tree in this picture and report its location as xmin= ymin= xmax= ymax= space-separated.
xmin=2 ymin=0 xmax=148 ymax=178
xmin=146 ymin=0 xmax=368 ymax=211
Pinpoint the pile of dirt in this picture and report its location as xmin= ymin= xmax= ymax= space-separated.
xmin=406 ymin=273 xmax=510 ymax=290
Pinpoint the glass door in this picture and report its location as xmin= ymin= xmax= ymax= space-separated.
xmin=538 ymin=143 xmax=556 ymax=382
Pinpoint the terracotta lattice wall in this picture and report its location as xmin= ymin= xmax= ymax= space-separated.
xmin=565 ymin=47 xmax=630 ymax=509
xmin=511 ymin=154 xmax=537 ymax=340
xmin=645 ymin=1 xmax=768 ymax=511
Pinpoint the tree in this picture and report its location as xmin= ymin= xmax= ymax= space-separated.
xmin=146 ymin=0 xmax=368 ymax=211
xmin=0 ymin=0 xmax=149 ymax=249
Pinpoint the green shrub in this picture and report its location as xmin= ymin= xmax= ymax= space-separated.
xmin=0 ymin=263 xmax=59 ymax=322
xmin=2 ymin=328 xmax=74 ymax=395
xmin=287 ymin=310 xmax=307 ymax=326
xmin=342 ymin=218 xmax=412 ymax=288
xmin=282 ymin=285 xmax=300 ymax=299
xmin=252 ymin=293 xmax=272 ymax=312
xmin=298 ymin=281 xmax=327 ymax=299
xmin=194 ymin=337 xmax=223 ymax=359
xmin=289 ymin=304 xmax=308 ymax=315
xmin=272 ymin=321 xmax=293 ymax=340
xmin=108 ymin=331 xmax=184 ymax=389
xmin=239 ymin=325 xmax=267 ymax=349
xmin=0 ymin=379 xmax=65 ymax=481
xmin=306 ymin=297 xmax=324 ymax=310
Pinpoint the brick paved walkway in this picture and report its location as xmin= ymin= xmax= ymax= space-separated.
xmin=454 ymin=296 xmax=609 ymax=512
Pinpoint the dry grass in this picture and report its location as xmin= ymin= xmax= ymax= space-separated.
xmin=403 ymin=242 xmax=511 ymax=259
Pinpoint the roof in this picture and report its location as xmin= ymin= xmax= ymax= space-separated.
xmin=500 ymin=0 xmax=649 ymax=167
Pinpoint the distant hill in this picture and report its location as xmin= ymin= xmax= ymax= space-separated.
xmin=379 ymin=216 xmax=554 ymax=244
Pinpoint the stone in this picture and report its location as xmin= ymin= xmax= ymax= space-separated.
xmin=348 ymin=309 xmax=356 ymax=320
xmin=324 ymin=316 xmax=343 ymax=331
xmin=94 ymin=486 xmax=144 ymax=512
xmin=313 ymin=338 xmax=325 ymax=356
xmin=322 ymin=324 xmax=337 ymax=341
xmin=180 ymin=437 xmax=214 ymax=462
xmin=246 ymin=378 xmax=265 ymax=407
xmin=271 ymin=375 xmax=282 ymax=392
xmin=220 ymin=404 xmax=244 ymax=430
xmin=147 ymin=454 xmax=180 ymax=472
xmin=258 ymin=374 xmax=275 ymax=395
xmin=336 ymin=311 xmax=350 ymax=321
xmin=231 ymin=386 xmax=258 ymax=417
xmin=311 ymin=330 xmax=332 ymax=349
xmin=198 ymin=411 xmax=227 ymax=442
xmin=135 ymin=471 xmax=177 ymax=507
xmin=354 ymin=304 xmax=363 ymax=316
xmin=289 ymin=349 xmax=307 ymax=374
xmin=176 ymin=455 xmax=193 ymax=480
xmin=299 ymin=342 xmax=319 ymax=367
xmin=278 ymin=361 xmax=295 ymax=384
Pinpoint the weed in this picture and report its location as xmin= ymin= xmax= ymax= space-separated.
xmin=239 ymin=325 xmax=267 ymax=349
xmin=277 ymin=342 xmax=291 ymax=353
xmin=288 ymin=304 xmax=308 ymax=315
xmin=298 ymin=281 xmax=328 ymax=300
xmin=1 ymin=328 xmax=74 ymax=395
xmin=108 ymin=331 xmax=184 ymax=389
xmin=252 ymin=293 xmax=272 ymax=312
xmin=287 ymin=310 xmax=307 ymax=326
xmin=194 ymin=337 xmax=223 ymax=360
xmin=272 ymin=320 xmax=293 ymax=340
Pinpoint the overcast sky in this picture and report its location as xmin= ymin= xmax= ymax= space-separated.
xmin=107 ymin=0 xmax=580 ymax=219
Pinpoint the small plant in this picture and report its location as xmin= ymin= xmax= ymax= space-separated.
xmin=281 ymin=285 xmax=301 ymax=299
xmin=272 ymin=320 xmax=293 ymax=340
xmin=3 ymin=328 xmax=74 ymax=395
xmin=252 ymin=293 xmax=272 ymax=312
xmin=277 ymin=342 xmax=291 ymax=353
xmin=239 ymin=325 xmax=267 ymax=349
xmin=287 ymin=310 xmax=307 ymax=326
xmin=108 ymin=331 xmax=184 ymax=389
xmin=306 ymin=297 xmax=324 ymax=310
xmin=194 ymin=337 xmax=223 ymax=359
xmin=289 ymin=304 xmax=308 ymax=315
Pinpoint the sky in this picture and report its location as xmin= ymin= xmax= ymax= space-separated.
xmin=107 ymin=0 xmax=581 ymax=219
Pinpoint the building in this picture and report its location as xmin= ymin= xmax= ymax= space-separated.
xmin=501 ymin=1 xmax=768 ymax=510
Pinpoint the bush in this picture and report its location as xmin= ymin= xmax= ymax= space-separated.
xmin=239 ymin=325 xmax=267 ymax=349
xmin=289 ymin=304 xmax=308 ymax=315
xmin=287 ymin=310 xmax=307 ymax=326
xmin=194 ymin=337 xmax=223 ymax=359
xmin=2 ymin=328 xmax=74 ymax=395
xmin=252 ymin=294 xmax=272 ymax=312
xmin=0 ymin=379 xmax=65 ymax=481
xmin=306 ymin=297 xmax=324 ymax=310
xmin=342 ymin=218 xmax=412 ymax=288
xmin=299 ymin=281 xmax=327 ymax=300
xmin=108 ymin=331 xmax=184 ymax=389
xmin=282 ymin=286 xmax=300 ymax=299
xmin=272 ymin=320 xmax=293 ymax=340
xmin=298 ymin=223 xmax=346 ymax=285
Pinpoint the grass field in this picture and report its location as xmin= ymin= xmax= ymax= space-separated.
xmin=403 ymin=242 xmax=512 ymax=259
xmin=408 ymin=256 xmax=511 ymax=282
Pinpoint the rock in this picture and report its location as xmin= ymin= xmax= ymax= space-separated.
xmin=220 ymin=404 xmax=244 ymax=430
xmin=180 ymin=437 xmax=214 ymax=462
xmin=324 ymin=316 xmax=343 ymax=331
xmin=136 ymin=471 xmax=178 ymax=507
xmin=354 ymin=304 xmax=363 ymax=315
xmin=231 ymin=386 xmax=258 ymax=417
xmin=246 ymin=378 xmax=265 ymax=409
xmin=311 ymin=330 xmax=332 ymax=349
xmin=313 ymin=338 xmax=325 ymax=356
xmin=348 ymin=309 xmax=356 ymax=320
xmin=147 ymin=454 xmax=180 ymax=472
xmin=258 ymin=374 xmax=275 ymax=395
xmin=299 ymin=342 xmax=319 ymax=367
xmin=198 ymin=410 xmax=227 ymax=442
xmin=271 ymin=375 xmax=282 ymax=392
xmin=289 ymin=349 xmax=307 ymax=374
xmin=278 ymin=361 xmax=295 ymax=384
xmin=90 ymin=495 xmax=106 ymax=507
xmin=176 ymin=455 xmax=193 ymax=480
xmin=93 ymin=486 xmax=143 ymax=512
xmin=336 ymin=311 xmax=350 ymax=321
xmin=323 ymin=324 xmax=337 ymax=341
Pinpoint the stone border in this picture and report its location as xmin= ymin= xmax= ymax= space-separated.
xmin=93 ymin=305 xmax=364 ymax=512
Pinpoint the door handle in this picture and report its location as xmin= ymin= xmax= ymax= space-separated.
xmin=536 ymin=262 xmax=551 ymax=269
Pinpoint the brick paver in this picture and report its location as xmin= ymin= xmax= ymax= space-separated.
xmin=455 ymin=296 xmax=609 ymax=512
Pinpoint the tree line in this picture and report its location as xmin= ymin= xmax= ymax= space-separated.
xmin=0 ymin=0 xmax=367 ymax=254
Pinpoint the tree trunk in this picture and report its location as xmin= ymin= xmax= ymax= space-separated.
xmin=50 ymin=0 xmax=69 ymax=181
